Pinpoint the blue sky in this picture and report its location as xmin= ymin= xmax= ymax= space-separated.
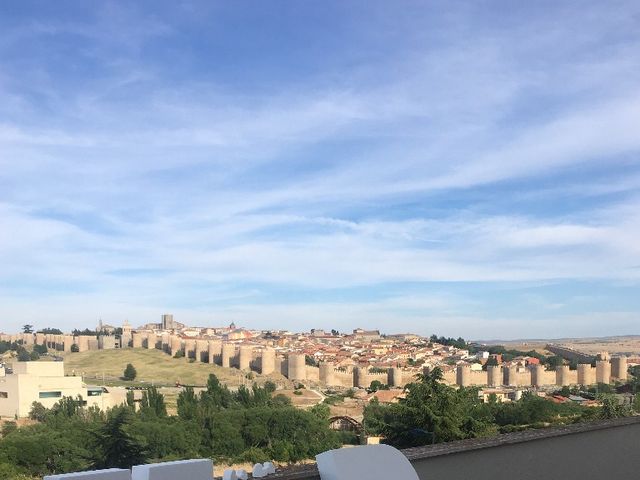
xmin=1 ymin=1 xmax=640 ymax=338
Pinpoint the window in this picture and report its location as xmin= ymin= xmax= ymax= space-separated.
xmin=39 ymin=391 xmax=62 ymax=399
xmin=87 ymin=389 xmax=102 ymax=397
xmin=0 ymin=391 xmax=7 ymax=398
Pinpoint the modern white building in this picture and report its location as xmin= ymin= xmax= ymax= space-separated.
xmin=0 ymin=361 xmax=121 ymax=418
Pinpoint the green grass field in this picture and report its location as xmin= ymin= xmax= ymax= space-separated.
xmin=60 ymin=348 xmax=286 ymax=388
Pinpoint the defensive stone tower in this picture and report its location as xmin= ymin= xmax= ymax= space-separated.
xmin=352 ymin=366 xmax=369 ymax=388
xmin=132 ymin=332 xmax=143 ymax=348
xmin=577 ymin=364 xmax=593 ymax=385
xmin=76 ymin=335 xmax=91 ymax=352
xmin=184 ymin=339 xmax=196 ymax=360
xmin=456 ymin=364 xmax=471 ymax=387
xmin=208 ymin=340 xmax=222 ymax=364
xmin=287 ymin=353 xmax=307 ymax=381
xmin=611 ymin=356 xmax=627 ymax=381
xmin=556 ymin=365 xmax=570 ymax=386
xmin=195 ymin=340 xmax=208 ymax=363
xmin=221 ymin=343 xmax=235 ymax=368
xmin=504 ymin=365 xmax=518 ymax=386
xmin=121 ymin=320 xmax=132 ymax=344
xmin=260 ymin=347 xmax=276 ymax=375
xmin=170 ymin=335 xmax=182 ymax=356
xmin=531 ymin=364 xmax=545 ymax=387
xmin=146 ymin=334 xmax=157 ymax=349
xmin=98 ymin=335 xmax=116 ymax=350
xmin=487 ymin=365 xmax=501 ymax=387
xmin=596 ymin=360 xmax=611 ymax=384
xmin=388 ymin=367 xmax=403 ymax=388
xmin=161 ymin=333 xmax=170 ymax=353
xmin=63 ymin=335 xmax=74 ymax=353
xmin=319 ymin=362 xmax=335 ymax=386
xmin=238 ymin=345 xmax=253 ymax=370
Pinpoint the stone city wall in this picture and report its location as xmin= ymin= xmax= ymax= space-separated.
xmin=442 ymin=361 xmax=622 ymax=389
xmin=3 ymin=332 xmax=628 ymax=390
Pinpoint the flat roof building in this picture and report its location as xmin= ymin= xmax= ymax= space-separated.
xmin=0 ymin=361 xmax=120 ymax=418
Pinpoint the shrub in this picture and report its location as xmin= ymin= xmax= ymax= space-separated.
xmin=123 ymin=363 xmax=137 ymax=381
xmin=17 ymin=349 xmax=31 ymax=362
xmin=233 ymin=447 xmax=270 ymax=464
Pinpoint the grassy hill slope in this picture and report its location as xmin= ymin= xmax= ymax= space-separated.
xmin=60 ymin=348 xmax=286 ymax=387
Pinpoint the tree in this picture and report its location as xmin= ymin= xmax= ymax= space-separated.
xmin=429 ymin=335 xmax=468 ymax=349
xmin=0 ymin=375 xmax=343 ymax=473
xmin=363 ymin=368 xmax=496 ymax=448
xmin=37 ymin=328 xmax=62 ymax=335
xmin=123 ymin=363 xmax=137 ymax=381
xmin=139 ymin=387 xmax=167 ymax=417
xmin=72 ymin=329 xmax=99 ymax=337
xmin=1 ymin=421 xmax=17 ymax=437
xmin=70 ymin=343 xmax=79 ymax=353
xmin=93 ymin=407 xmax=148 ymax=469
xmin=17 ymin=349 xmax=31 ymax=362
xmin=200 ymin=374 xmax=233 ymax=411
xmin=0 ymin=427 xmax=91 ymax=476
xmin=22 ymin=325 xmax=34 ymax=334
xmin=0 ymin=462 xmax=28 ymax=480
xmin=482 ymin=356 xmax=499 ymax=371
xmin=368 ymin=380 xmax=388 ymax=392
xmin=597 ymin=394 xmax=630 ymax=419
xmin=177 ymin=387 xmax=198 ymax=420
xmin=546 ymin=356 xmax=564 ymax=370
xmin=0 ymin=341 xmax=13 ymax=354
xmin=493 ymin=392 xmax=559 ymax=426
xmin=126 ymin=390 xmax=135 ymax=409
xmin=133 ymin=419 xmax=200 ymax=460
xmin=28 ymin=402 xmax=48 ymax=422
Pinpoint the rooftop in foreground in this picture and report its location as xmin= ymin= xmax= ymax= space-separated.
xmin=272 ymin=416 xmax=640 ymax=480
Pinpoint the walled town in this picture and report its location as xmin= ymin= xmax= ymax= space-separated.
xmin=2 ymin=314 xmax=636 ymax=417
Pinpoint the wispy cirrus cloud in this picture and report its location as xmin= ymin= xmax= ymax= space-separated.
xmin=0 ymin=1 xmax=639 ymax=337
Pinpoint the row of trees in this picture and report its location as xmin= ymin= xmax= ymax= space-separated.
xmin=427 ymin=334 xmax=594 ymax=371
xmin=0 ymin=375 xmax=341 ymax=479
xmin=363 ymin=368 xmax=638 ymax=448
xmin=0 ymin=341 xmax=47 ymax=361
xmin=429 ymin=335 xmax=468 ymax=349
xmin=428 ymin=334 xmax=567 ymax=369
xmin=14 ymin=326 xmax=122 ymax=337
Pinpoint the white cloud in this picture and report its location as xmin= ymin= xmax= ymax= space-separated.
xmin=1 ymin=1 xmax=640 ymax=334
